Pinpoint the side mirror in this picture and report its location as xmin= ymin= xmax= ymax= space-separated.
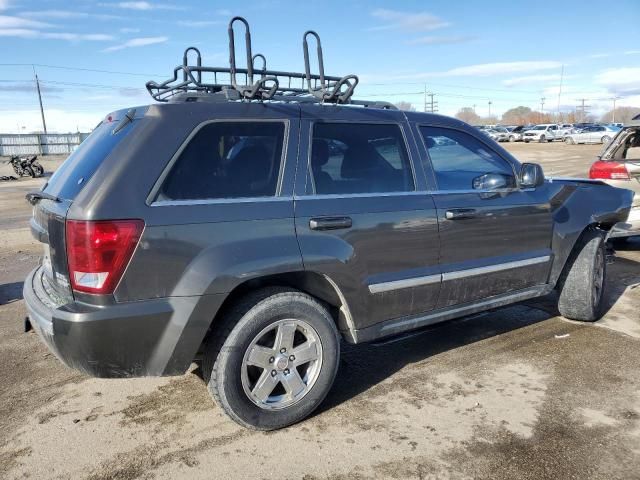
xmin=519 ymin=163 xmax=545 ymax=188
xmin=472 ymin=172 xmax=511 ymax=190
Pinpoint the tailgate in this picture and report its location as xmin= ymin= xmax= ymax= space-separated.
xmin=28 ymin=108 xmax=145 ymax=301
xmin=31 ymin=198 xmax=74 ymax=302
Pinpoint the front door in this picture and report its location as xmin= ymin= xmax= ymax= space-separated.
xmin=294 ymin=108 xmax=441 ymax=331
xmin=414 ymin=124 xmax=554 ymax=309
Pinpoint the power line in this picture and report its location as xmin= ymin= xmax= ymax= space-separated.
xmin=0 ymin=63 xmax=164 ymax=78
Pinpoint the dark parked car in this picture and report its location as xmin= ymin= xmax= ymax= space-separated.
xmin=23 ymin=18 xmax=634 ymax=430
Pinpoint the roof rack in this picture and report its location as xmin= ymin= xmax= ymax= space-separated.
xmin=145 ymin=16 xmax=395 ymax=109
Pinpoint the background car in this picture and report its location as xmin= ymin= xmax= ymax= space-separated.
xmin=506 ymin=125 xmax=529 ymax=142
xmin=485 ymin=126 xmax=510 ymax=142
xmin=522 ymin=124 xmax=562 ymax=143
xmin=589 ymin=122 xmax=640 ymax=239
xmin=565 ymin=125 xmax=620 ymax=145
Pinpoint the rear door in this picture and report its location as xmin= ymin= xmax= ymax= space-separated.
xmin=414 ymin=123 xmax=553 ymax=308
xmin=294 ymin=107 xmax=441 ymax=331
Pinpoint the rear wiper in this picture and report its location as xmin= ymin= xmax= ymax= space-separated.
xmin=26 ymin=190 xmax=61 ymax=205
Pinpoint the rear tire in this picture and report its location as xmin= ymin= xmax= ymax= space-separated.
xmin=539 ymin=135 xmax=546 ymax=143
xmin=509 ymin=135 xmax=516 ymax=142
xmin=565 ymin=137 xmax=575 ymax=145
xmin=30 ymin=163 xmax=44 ymax=177
xmin=203 ymin=287 xmax=340 ymax=430
xmin=557 ymin=229 xmax=606 ymax=322
xmin=601 ymin=135 xmax=611 ymax=144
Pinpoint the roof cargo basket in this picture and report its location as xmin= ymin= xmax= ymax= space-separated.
xmin=146 ymin=16 xmax=394 ymax=109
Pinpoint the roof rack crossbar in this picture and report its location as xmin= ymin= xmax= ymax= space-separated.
xmin=146 ymin=16 xmax=370 ymax=106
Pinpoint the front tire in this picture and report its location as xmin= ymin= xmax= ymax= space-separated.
xmin=203 ymin=288 xmax=340 ymax=430
xmin=539 ymin=135 xmax=546 ymax=143
xmin=601 ymin=135 xmax=611 ymax=144
xmin=509 ymin=135 xmax=516 ymax=142
xmin=557 ymin=229 xmax=606 ymax=322
xmin=565 ymin=137 xmax=575 ymax=145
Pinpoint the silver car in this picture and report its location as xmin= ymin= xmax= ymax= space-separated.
xmin=566 ymin=125 xmax=620 ymax=145
xmin=590 ymin=122 xmax=640 ymax=238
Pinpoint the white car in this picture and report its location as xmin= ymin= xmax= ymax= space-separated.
xmin=522 ymin=124 xmax=563 ymax=143
xmin=565 ymin=125 xmax=620 ymax=145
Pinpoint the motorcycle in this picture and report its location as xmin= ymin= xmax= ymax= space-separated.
xmin=5 ymin=155 xmax=44 ymax=178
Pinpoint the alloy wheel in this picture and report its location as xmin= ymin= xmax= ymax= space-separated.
xmin=241 ymin=319 xmax=323 ymax=410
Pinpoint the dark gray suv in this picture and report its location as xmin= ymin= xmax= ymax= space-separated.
xmin=23 ymin=19 xmax=634 ymax=430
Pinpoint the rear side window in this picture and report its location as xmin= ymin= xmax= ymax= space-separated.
xmin=420 ymin=126 xmax=516 ymax=191
xmin=309 ymin=123 xmax=414 ymax=195
xmin=157 ymin=122 xmax=285 ymax=201
xmin=44 ymin=119 xmax=137 ymax=200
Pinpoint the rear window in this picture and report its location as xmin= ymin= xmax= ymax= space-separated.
xmin=44 ymin=118 xmax=137 ymax=200
xmin=156 ymin=121 xmax=285 ymax=201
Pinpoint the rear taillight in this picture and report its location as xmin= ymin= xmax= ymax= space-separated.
xmin=66 ymin=219 xmax=144 ymax=294
xmin=589 ymin=161 xmax=630 ymax=180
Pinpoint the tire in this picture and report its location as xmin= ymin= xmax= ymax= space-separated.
xmin=509 ymin=135 xmax=516 ymax=142
xmin=524 ymin=139 xmax=530 ymax=143
xmin=557 ymin=229 xmax=606 ymax=322
xmin=22 ymin=166 xmax=34 ymax=178
xmin=601 ymin=136 xmax=611 ymax=144
xmin=565 ymin=137 xmax=575 ymax=145
xmin=203 ymin=287 xmax=340 ymax=430
xmin=539 ymin=135 xmax=546 ymax=143
xmin=30 ymin=163 xmax=44 ymax=177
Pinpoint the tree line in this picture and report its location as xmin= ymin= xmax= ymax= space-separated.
xmin=393 ymin=102 xmax=640 ymax=126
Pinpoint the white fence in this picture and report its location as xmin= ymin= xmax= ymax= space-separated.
xmin=0 ymin=133 xmax=90 ymax=156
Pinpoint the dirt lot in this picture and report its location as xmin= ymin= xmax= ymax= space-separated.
xmin=1 ymin=143 xmax=639 ymax=480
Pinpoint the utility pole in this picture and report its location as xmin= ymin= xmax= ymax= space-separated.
xmin=34 ymin=67 xmax=47 ymax=135
xmin=472 ymin=104 xmax=476 ymax=114
xmin=577 ymin=98 xmax=591 ymax=123
xmin=612 ymin=96 xmax=620 ymax=123
xmin=423 ymin=84 xmax=427 ymax=113
xmin=426 ymin=93 xmax=438 ymax=113
xmin=488 ymin=100 xmax=492 ymax=118
xmin=557 ymin=64 xmax=564 ymax=121
xmin=540 ymin=97 xmax=545 ymax=114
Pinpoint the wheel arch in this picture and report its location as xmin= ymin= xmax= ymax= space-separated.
xmin=199 ymin=270 xmax=356 ymax=353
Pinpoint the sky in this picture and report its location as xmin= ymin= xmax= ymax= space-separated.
xmin=0 ymin=0 xmax=639 ymax=132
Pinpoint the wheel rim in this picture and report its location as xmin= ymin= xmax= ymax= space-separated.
xmin=592 ymin=248 xmax=604 ymax=308
xmin=241 ymin=319 xmax=323 ymax=410
xmin=602 ymin=136 xmax=611 ymax=144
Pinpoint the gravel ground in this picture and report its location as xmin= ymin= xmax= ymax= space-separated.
xmin=0 ymin=144 xmax=639 ymax=480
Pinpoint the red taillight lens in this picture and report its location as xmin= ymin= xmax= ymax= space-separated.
xmin=589 ymin=160 xmax=630 ymax=180
xmin=66 ymin=219 xmax=144 ymax=294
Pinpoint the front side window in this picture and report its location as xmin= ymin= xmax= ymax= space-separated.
xmin=309 ymin=123 xmax=414 ymax=195
xmin=157 ymin=122 xmax=285 ymax=201
xmin=420 ymin=126 xmax=516 ymax=191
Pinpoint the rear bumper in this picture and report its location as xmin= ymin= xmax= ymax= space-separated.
xmin=609 ymin=206 xmax=640 ymax=238
xmin=23 ymin=267 xmax=224 ymax=378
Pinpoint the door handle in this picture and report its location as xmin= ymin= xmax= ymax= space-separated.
xmin=445 ymin=208 xmax=476 ymax=220
xmin=309 ymin=216 xmax=352 ymax=231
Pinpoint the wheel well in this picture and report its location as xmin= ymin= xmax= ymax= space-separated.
xmin=199 ymin=272 xmax=354 ymax=353
xmin=556 ymin=223 xmax=607 ymax=288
